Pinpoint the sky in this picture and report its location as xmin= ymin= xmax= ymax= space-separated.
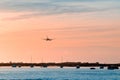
xmin=0 ymin=0 xmax=120 ymax=63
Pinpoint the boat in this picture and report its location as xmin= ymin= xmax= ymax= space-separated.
xmin=100 ymin=66 xmax=104 ymax=69
xmin=107 ymin=65 xmax=119 ymax=70
xmin=76 ymin=65 xmax=80 ymax=69
xmin=30 ymin=65 xmax=34 ymax=68
xmin=18 ymin=65 xmax=21 ymax=68
xmin=90 ymin=67 xmax=96 ymax=70
xmin=12 ymin=64 xmax=17 ymax=68
xmin=60 ymin=65 xmax=63 ymax=68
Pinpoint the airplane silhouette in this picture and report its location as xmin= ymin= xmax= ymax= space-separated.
xmin=44 ymin=36 xmax=54 ymax=41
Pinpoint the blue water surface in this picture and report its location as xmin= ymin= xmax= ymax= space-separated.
xmin=0 ymin=67 xmax=119 ymax=80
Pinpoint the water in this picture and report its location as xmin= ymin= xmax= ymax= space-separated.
xmin=0 ymin=67 xmax=119 ymax=80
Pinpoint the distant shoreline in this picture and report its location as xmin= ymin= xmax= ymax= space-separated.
xmin=0 ymin=62 xmax=119 ymax=67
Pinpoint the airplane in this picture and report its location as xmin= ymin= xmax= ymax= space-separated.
xmin=44 ymin=36 xmax=54 ymax=41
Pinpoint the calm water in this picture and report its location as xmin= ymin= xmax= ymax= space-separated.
xmin=0 ymin=67 xmax=119 ymax=80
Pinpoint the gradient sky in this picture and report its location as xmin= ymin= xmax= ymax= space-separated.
xmin=0 ymin=0 xmax=120 ymax=63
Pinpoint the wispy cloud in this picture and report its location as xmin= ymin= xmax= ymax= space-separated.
xmin=0 ymin=0 xmax=120 ymax=20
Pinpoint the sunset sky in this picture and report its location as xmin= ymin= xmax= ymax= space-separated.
xmin=0 ymin=0 xmax=120 ymax=63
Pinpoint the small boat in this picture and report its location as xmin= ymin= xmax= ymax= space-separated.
xmin=90 ymin=67 xmax=96 ymax=70
xmin=43 ymin=65 xmax=47 ymax=68
xmin=107 ymin=65 xmax=119 ymax=70
xmin=12 ymin=64 xmax=17 ymax=68
xmin=30 ymin=65 xmax=34 ymax=68
xmin=76 ymin=65 xmax=80 ymax=69
xmin=100 ymin=66 xmax=104 ymax=69
xmin=18 ymin=65 xmax=21 ymax=68
xmin=60 ymin=65 xmax=63 ymax=68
